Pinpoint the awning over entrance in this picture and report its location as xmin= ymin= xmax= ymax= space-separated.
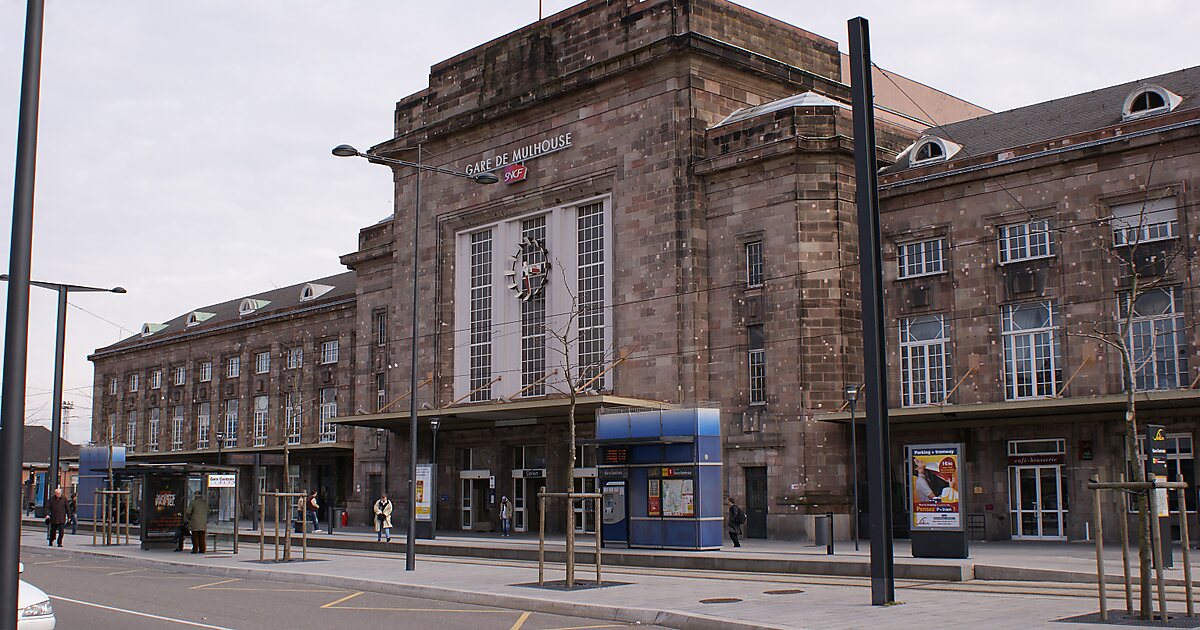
xmin=332 ymin=394 xmax=677 ymax=431
xmin=815 ymin=389 xmax=1200 ymax=427
xmin=116 ymin=442 xmax=353 ymax=464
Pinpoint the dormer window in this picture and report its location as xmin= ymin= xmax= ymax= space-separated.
xmin=186 ymin=311 xmax=215 ymax=327
xmin=140 ymin=323 xmax=167 ymax=337
xmin=300 ymin=283 xmax=334 ymax=302
xmin=239 ymin=298 xmax=270 ymax=316
xmin=1122 ymin=84 xmax=1182 ymax=121
xmin=908 ymin=137 xmax=962 ymax=165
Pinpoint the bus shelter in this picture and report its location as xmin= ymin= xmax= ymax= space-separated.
xmin=596 ymin=408 xmax=722 ymax=550
xmin=111 ymin=463 xmax=240 ymax=551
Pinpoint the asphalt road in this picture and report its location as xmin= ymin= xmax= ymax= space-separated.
xmin=19 ymin=549 xmax=655 ymax=630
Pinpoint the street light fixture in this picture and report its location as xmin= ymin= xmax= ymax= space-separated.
xmin=0 ymin=275 xmax=125 ymax=506
xmin=333 ymin=143 xmax=497 ymax=571
xmin=215 ymin=429 xmax=225 ymax=467
xmin=844 ymin=384 xmax=861 ymax=551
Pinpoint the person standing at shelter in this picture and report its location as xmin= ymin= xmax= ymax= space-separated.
xmin=306 ymin=491 xmax=320 ymax=533
xmin=499 ymin=496 xmax=512 ymax=537
xmin=727 ymin=496 xmax=745 ymax=548
xmin=46 ymin=487 xmax=68 ymax=547
xmin=67 ymin=492 xmax=78 ymax=535
xmin=187 ymin=490 xmax=208 ymax=554
xmin=373 ymin=493 xmax=393 ymax=542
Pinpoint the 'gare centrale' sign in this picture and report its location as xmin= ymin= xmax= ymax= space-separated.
xmin=462 ymin=132 xmax=573 ymax=176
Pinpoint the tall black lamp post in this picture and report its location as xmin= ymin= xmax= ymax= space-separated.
xmin=215 ymin=429 xmax=225 ymax=467
xmin=332 ymin=143 xmax=497 ymax=571
xmin=844 ymin=385 xmax=860 ymax=551
xmin=0 ymin=275 xmax=125 ymax=504
xmin=430 ymin=417 xmax=440 ymax=538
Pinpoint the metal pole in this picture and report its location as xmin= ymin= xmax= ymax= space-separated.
xmin=1179 ymin=487 xmax=1194 ymax=617
xmin=847 ymin=16 xmax=895 ymax=606
xmin=431 ymin=426 xmax=438 ymax=539
xmin=595 ymin=496 xmax=602 ymax=585
xmin=406 ymin=145 xmax=423 ymax=572
xmin=849 ymin=401 xmax=859 ymax=551
xmin=1092 ymin=477 xmax=1108 ymax=621
xmin=539 ymin=493 xmax=546 ymax=586
xmin=46 ymin=287 xmax=67 ymax=506
xmin=1 ymin=1 xmax=45 ymax=626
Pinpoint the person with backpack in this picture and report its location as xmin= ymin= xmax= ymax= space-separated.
xmin=727 ymin=496 xmax=746 ymax=548
xmin=373 ymin=493 xmax=393 ymax=542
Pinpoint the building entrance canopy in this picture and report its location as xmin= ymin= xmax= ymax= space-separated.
xmin=332 ymin=394 xmax=677 ymax=431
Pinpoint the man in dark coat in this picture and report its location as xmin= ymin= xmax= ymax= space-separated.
xmin=186 ymin=491 xmax=209 ymax=554
xmin=68 ymin=492 xmax=78 ymax=535
xmin=46 ymin=487 xmax=69 ymax=547
xmin=727 ymin=496 xmax=745 ymax=548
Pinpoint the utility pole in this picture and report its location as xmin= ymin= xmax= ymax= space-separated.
xmin=848 ymin=16 xmax=896 ymax=606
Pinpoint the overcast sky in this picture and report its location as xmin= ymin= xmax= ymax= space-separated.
xmin=1 ymin=0 xmax=1198 ymax=443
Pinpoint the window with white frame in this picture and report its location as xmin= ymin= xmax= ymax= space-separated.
xmin=1133 ymin=433 xmax=1195 ymax=513
xmin=126 ymin=411 xmax=138 ymax=450
xmin=150 ymin=369 xmax=162 ymax=390
xmin=1121 ymin=286 xmax=1188 ymax=390
xmin=199 ymin=361 xmax=212 ymax=383
xmin=148 ymin=408 xmax=160 ymax=451
xmin=285 ymin=392 xmax=301 ymax=445
xmin=320 ymin=340 xmax=339 ymax=365
xmin=196 ymin=402 xmax=211 ymax=449
xmin=745 ymin=240 xmax=763 ymax=287
xmin=900 ymin=314 xmax=952 ymax=406
xmin=1111 ymin=198 xmax=1178 ymax=246
xmin=254 ymin=351 xmax=270 ymax=374
xmin=253 ymin=395 xmax=269 ymax=446
xmin=109 ymin=378 xmax=118 ymax=395
xmin=129 ymin=374 xmax=140 ymax=393
xmin=287 ymin=347 xmax=303 ymax=370
xmin=998 ymin=219 xmax=1054 ymax=264
xmin=172 ymin=366 xmax=186 ymax=386
xmin=1002 ymin=301 xmax=1062 ymax=399
xmin=375 ymin=373 xmax=387 ymax=412
xmin=373 ymin=309 xmax=387 ymax=347
xmin=748 ymin=324 xmax=766 ymax=405
xmin=171 ymin=405 xmax=184 ymax=451
xmin=469 ymin=229 xmax=493 ymax=401
xmin=319 ymin=388 xmax=337 ymax=443
xmin=226 ymin=356 xmax=240 ymax=378
xmin=520 ymin=217 xmax=548 ymax=397
xmin=577 ymin=202 xmax=607 ymax=389
xmin=898 ymin=238 xmax=945 ymax=279
xmin=223 ymin=399 xmax=238 ymax=448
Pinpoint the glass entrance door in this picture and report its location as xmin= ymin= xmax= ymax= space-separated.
xmin=1010 ymin=465 xmax=1066 ymax=539
xmin=461 ymin=479 xmax=473 ymax=530
xmin=514 ymin=479 xmax=526 ymax=532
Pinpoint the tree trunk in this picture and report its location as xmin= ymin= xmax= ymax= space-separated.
xmin=566 ymin=390 xmax=576 ymax=588
xmin=1121 ymin=346 xmax=1151 ymax=619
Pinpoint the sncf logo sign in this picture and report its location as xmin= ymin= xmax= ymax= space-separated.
xmin=503 ymin=163 xmax=528 ymax=184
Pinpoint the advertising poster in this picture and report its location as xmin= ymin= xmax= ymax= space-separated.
xmin=647 ymin=479 xmax=661 ymax=517
xmin=415 ymin=464 xmax=432 ymax=522
xmin=662 ymin=479 xmax=695 ymax=517
xmin=143 ymin=475 xmax=185 ymax=542
xmin=909 ymin=443 xmax=963 ymax=531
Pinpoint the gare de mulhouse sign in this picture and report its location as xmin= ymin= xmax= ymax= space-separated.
xmin=462 ymin=132 xmax=574 ymax=183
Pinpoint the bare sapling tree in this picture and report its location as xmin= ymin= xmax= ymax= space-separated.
xmin=1071 ymin=183 xmax=1182 ymax=618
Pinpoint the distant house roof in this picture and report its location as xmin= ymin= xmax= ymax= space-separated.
xmin=23 ymin=425 xmax=80 ymax=464
xmin=884 ymin=66 xmax=1200 ymax=174
xmin=93 ymin=271 xmax=356 ymax=356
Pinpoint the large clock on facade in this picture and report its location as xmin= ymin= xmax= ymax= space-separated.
xmin=506 ymin=237 xmax=551 ymax=301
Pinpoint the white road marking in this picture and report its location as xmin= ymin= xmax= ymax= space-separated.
xmin=50 ymin=595 xmax=237 ymax=629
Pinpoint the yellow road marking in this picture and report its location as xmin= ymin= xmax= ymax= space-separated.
xmin=543 ymin=625 xmax=625 ymax=630
xmin=321 ymin=591 xmax=364 ymax=608
xmin=107 ymin=568 xmax=143 ymax=575
xmin=190 ymin=578 xmax=240 ymax=590
xmin=510 ymin=611 xmax=532 ymax=630
xmin=32 ymin=559 xmax=71 ymax=565
xmin=204 ymin=587 xmax=342 ymax=592
xmin=335 ymin=607 xmax=508 ymax=613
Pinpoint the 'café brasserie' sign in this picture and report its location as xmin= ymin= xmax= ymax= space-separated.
xmin=463 ymin=132 xmax=573 ymax=176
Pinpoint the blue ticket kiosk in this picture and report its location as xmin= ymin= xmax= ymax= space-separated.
xmin=597 ymin=408 xmax=722 ymax=550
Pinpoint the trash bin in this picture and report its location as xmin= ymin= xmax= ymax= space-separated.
xmin=814 ymin=514 xmax=833 ymax=547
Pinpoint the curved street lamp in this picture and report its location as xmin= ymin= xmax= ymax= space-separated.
xmin=333 ymin=143 xmax=497 ymax=571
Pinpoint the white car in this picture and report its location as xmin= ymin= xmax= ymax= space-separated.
xmin=17 ymin=563 xmax=55 ymax=630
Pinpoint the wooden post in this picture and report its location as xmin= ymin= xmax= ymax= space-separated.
xmin=1179 ymin=487 xmax=1194 ymax=617
xmin=301 ymin=489 xmax=308 ymax=562
xmin=538 ymin=493 xmax=546 ymax=586
xmin=594 ymin=496 xmax=602 ymax=586
xmin=1092 ymin=477 xmax=1107 ymax=620
xmin=1149 ymin=488 xmax=1168 ymax=621
xmin=91 ymin=490 xmax=98 ymax=545
xmin=1119 ymin=476 xmax=1133 ymax=614
xmin=123 ymin=492 xmax=130 ymax=545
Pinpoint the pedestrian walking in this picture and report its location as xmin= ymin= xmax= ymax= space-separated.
xmin=727 ymin=496 xmax=745 ymax=548
xmin=306 ymin=491 xmax=320 ymax=533
xmin=67 ymin=492 xmax=78 ymax=535
xmin=46 ymin=487 xmax=68 ymax=547
xmin=186 ymin=490 xmax=208 ymax=554
xmin=373 ymin=493 xmax=393 ymax=542
xmin=499 ymin=496 xmax=512 ymax=537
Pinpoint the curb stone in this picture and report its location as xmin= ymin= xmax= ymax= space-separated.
xmin=21 ymin=543 xmax=793 ymax=630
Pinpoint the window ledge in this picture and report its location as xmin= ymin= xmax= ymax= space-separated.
xmin=897 ymin=270 xmax=948 ymax=281
xmin=998 ymin=253 xmax=1055 ymax=267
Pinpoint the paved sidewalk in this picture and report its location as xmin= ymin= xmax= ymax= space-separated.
xmin=19 ymin=527 xmax=1188 ymax=629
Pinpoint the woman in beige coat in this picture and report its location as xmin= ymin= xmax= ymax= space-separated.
xmin=373 ymin=493 xmax=393 ymax=542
